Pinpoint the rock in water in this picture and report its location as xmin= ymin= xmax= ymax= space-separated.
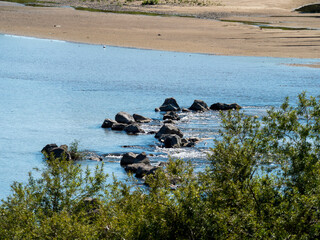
xmin=155 ymin=124 xmax=183 ymax=139
xmin=124 ymin=124 xmax=145 ymax=134
xmin=159 ymin=97 xmax=180 ymax=111
xmin=133 ymin=114 xmax=152 ymax=123
xmin=115 ymin=112 xmax=135 ymax=124
xmin=111 ymin=123 xmax=127 ymax=131
xmin=210 ymin=102 xmax=242 ymax=111
xmin=120 ymin=152 xmax=150 ymax=166
xmin=163 ymin=134 xmax=182 ymax=148
xmin=189 ymin=100 xmax=209 ymax=111
xmin=163 ymin=111 xmax=180 ymax=121
xmin=41 ymin=143 xmax=58 ymax=153
xmin=41 ymin=143 xmax=71 ymax=161
xmin=135 ymin=165 xmax=158 ymax=178
xmin=125 ymin=163 xmax=158 ymax=178
xmin=101 ymin=118 xmax=116 ymax=128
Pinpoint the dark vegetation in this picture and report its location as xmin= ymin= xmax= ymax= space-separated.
xmin=296 ymin=4 xmax=320 ymax=13
xmin=1 ymin=93 xmax=320 ymax=239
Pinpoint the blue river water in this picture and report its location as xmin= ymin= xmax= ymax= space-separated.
xmin=0 ymin=34 xmax=320 ymax=199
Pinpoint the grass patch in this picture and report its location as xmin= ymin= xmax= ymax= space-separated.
xmin=220 ymin=19 xmax=316 ymax=31
xmin=259 ymin=25 xmax=314 ymax=31
xmin=74 ymin=6 xmax=195 ymax=18
xmin=220 ymin=19 xmax=270 ymax=25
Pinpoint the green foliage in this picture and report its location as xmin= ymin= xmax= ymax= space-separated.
xmin=0 ymin=158 xmax=108 ymax=239
xmin=69 ymin=139 xmax=84 ymax=160
xmin=142 ymin=0 xmax=159 ymax=5
xmin=1 ymin=92 xmax=320 ymax=239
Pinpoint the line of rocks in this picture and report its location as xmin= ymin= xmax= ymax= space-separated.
xmin=42 ymin=97 xmax=242 ymax=180
xmin=117 ymin=98 xmax=241 ymax=178
xmin=156 ymin=97 xmax=241 ymax=112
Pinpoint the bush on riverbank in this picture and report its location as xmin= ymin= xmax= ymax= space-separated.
xmin=1 ymin=92 xmax=320 ymax=239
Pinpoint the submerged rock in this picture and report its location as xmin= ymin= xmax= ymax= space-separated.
xmin=163 ymin=111 xmax=180 ymax=121
xmin=159 ymin=97 xmax=180 ymax=112
xmin=115 ymin=112 xmax=135 ymax=124
xmin=189 ymin=100 xmax=209 ymax=111
xmin=210 ymin=102 xmax=241 ymax=111
xmin=163 ymin=119 xmax=175 ymax=124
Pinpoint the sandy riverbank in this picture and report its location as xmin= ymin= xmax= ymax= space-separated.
xmin=0 ymin=0 xmax=320 ymax=60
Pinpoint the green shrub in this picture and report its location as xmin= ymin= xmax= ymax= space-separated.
xmin=69 ymin=139 xmax=84 ymax=160
xmin=1 ymin=92 xmax=320 ymax=239
xmin=142 ymin=0 xmax=159 ymax=5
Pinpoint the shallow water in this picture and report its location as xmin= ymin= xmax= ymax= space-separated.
xmin=0 ymin=34 xmax=320 ymax=199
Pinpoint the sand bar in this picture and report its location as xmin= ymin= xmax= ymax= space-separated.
xmin=0 ymin=0 xmax=320 ymax=59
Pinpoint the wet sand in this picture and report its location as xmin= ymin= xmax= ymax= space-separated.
xmin=0 ymin=0 xmax=320 ymax=59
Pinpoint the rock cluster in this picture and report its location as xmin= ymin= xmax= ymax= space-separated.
xmin=102 ymin=111 xmax=152 ymax=135
xmin=154 ymin=124 xmax=200 ymax=148
xmin=43 ymin=97 xmax=242 ymax=181
xmin=41 ymin=143 xmax=72 ymax=160
xmin=120 ymin=152 xmax=158 ymax=178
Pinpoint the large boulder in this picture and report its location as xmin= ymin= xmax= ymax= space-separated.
xmin=163 ymin=134 xmax=182 ymax=148
xmin=189 ymin=100 xmax=209 ymax=111
xmin=159 ymin=97 xmax=180 ymax=112
xmin=124 ymin=124 xmax=145 ymax=134
xmin=163 ymin=111 xmax=180 ymax=121
xmin=115 ymin=112 xmax=135 ymax=124
xmin=155 ymin=124 xmax=183 ymax=139
xmin=120 ymin=152 xmax=150 ymax=166
xmin=42 ymin=144 xmax=71 ymax=160
xmin=101 ymin=118 xmax=116 ymax=128
xmin=210 ymin=103 xmax=242 ymax=111
xmin=133 ymin=114 xmax=152 ymax=123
